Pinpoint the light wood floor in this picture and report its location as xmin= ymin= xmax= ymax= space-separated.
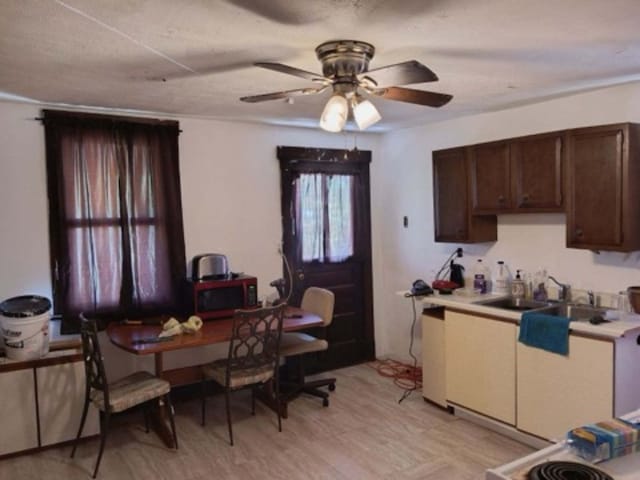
xmin=0 ymin=363 xmax=533 ymax=480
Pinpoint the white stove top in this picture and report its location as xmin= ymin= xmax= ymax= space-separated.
xmin=486 ymin=410 xmax=640 ymax=479
xmin=487 ymin=442 xmax=640 ymax=479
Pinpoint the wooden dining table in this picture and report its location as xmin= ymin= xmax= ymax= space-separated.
xmin=106 ymin=306 xmax=322 ymax=446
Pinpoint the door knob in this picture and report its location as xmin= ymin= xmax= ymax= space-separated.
xmin=297 ymin=271 xmax=305 ymax=280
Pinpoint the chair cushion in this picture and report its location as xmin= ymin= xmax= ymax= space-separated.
xmin=279 ymin=332 xmax=328 ymax=357
xmin=202 ymin=359 xmax=275 ymax=389
xmin=91 ymin=371 xmax=170 ymax=413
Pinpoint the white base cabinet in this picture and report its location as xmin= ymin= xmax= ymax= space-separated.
xmin=444 ymin=310 xmax=516 ymax=425
xmin=419 ymin=299 xmax=640 ymax=446
xmin=421 ymin=309 xmax=447 ymax=407
xmin=0 ymin=370 xmax=38 ymax=456
xmin=0 ymin=355 xmax=99 ymax=457
xmin=517 ymin=335 xmax=614 ymax=441
xmin=37 ymin=362 xmax=99 ymax=447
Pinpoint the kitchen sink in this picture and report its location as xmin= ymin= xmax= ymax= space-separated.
xmin=543 ymin=303 xmax=610 ymax=322
xmin=475 ymin=297 xmax=551 ymax=311
xmin=477 ymin=296 xmax=610 ymax=322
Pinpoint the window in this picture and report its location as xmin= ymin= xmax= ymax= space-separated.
xmin=44 ymin=111 xmax=186 ymax=318
xmin=297 ymin=173 xmax=354 ymax=262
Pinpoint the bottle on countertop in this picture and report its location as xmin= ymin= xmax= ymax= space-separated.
xmin=473 ymin=259 xmax=489 ymax=294
xmin=511 ymin=270 xmax=525 ymax=299
xmin=493 ymin=260 xmax=511 ymax=295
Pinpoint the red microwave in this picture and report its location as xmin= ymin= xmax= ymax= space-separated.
xmin=187 ymin=275 xmax=258 ymax=319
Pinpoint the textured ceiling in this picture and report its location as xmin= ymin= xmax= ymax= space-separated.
xmin=1 ymin=0 xmax=640 ymax=131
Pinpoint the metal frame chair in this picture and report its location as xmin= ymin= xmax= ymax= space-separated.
xmin=71 ymin=313 xmax=178 ymax=478
xmin=200 ymin=303 xmax=285 ymax=445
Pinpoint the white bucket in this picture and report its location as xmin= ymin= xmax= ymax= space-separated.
xmin=2 ymin=313 xmax=50 ymax=361
xmin=0 ymin=295 xmax=51 ymax=361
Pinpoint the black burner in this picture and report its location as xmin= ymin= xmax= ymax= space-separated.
xmin=527 ymin=461 xmax=613 ymax=480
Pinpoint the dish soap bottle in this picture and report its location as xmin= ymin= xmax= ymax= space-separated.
xmin=493 ymin=261 xmax=511 ymax=295
xmin=511 ymin=270 xmax=525 ymax=299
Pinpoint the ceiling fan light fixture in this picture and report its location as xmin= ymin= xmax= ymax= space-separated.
xmin=320 ymin=93 xmax=348 ymax=132
xmin=352 ymin=97 xmax=381 ymax=130
xmin=242 ymin=40 xmax=453 ymax=130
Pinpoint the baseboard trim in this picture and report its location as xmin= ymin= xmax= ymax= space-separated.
xmin=452 ymin=405 xmax=552 ymax=450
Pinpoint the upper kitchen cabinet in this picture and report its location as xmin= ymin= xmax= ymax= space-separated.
xmin=470 ymin=140 xmax=511 ymax=214
xmin=433 ymin=147 xmax=497 ymax=243
xmin=566 ymin=123 xmax=640 ymax=251
xmin=511 ymin=132 xmax=564 ymax=211
xmin=470 ymin=133 xmax=565 ymax=214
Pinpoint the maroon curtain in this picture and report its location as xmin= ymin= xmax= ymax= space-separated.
xmin=44 ymin=110 xmax=186 ymax=319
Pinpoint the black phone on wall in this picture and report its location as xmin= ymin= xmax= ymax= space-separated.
xmin=411 ymin=279 xmax=434 ymax=296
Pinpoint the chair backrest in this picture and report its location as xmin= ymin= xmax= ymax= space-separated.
xmin=225 ymin=304 xmax=286 ymax=381
xmin=79 ymin=313 xmax=110 ymax=408
xmin=301 ymin=287 xmax=335 ymax=327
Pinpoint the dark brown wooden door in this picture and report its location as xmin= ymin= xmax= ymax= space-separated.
xmin=511 ymin=133 xmax=564 ymax=211
xmin=433 ymin=147 xmax=496 ymax=243
xmin=277 ymin=146 xmax=375 ymax=372
xmin=566 ymin=125 xmax=624 ymax=249
xmin=470 ymin=141 xmax=511 ymax=213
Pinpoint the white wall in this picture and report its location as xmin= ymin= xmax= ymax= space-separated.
xmin=0 ymin=102 xmax=381 ymax=300
xmin=4 ymin=81 xmax=640 ymax=369
xmin=0 ymin=101 xmax=381 ymax=374
xmin=373 ymin=81 xmax=640 ymax=361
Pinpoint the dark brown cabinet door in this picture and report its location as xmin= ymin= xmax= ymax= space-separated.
xmin=566 ymin=125 xmax=625 ymax=249
xmin=511 ymin=133 xmax=564 ymax=211
xmin=433 ymin=148 xmax=469 ymax=241
xmin=470 ymin=141 xmax=511 ymax=213
xmin=433 ymin=148 xmax=496 ymax=243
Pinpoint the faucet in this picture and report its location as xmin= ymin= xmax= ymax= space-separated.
xmin=548 ymin=275 xmax=570 ymax=302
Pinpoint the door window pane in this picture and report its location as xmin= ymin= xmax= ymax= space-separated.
xmin=298 ymin=173 xmax=353 ymax=262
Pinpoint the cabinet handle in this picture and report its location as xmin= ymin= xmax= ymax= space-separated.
xmin=522 ymin=194 xmax=530 ymax=203
xmin=575 ymin=228 xmax=583 ymax=237
xmin=498 ymin=195 xmax=505 ymax=203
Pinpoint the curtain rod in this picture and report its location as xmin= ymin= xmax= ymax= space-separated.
xmin=34 ymin=116 xmax=182 ymax=133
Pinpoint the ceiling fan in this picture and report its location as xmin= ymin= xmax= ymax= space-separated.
xmin=240 ymin=40 xmax=453 ymax=132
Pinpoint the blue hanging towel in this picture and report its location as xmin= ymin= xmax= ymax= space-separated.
xmin=519 ymin=312 xmax=570 ymax=355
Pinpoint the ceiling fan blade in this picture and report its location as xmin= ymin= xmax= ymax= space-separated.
xmin=240 ymin=85 xmax=328 ymax=103
xmin=370 ymin=86 xmax=453 ymax=107
xmin=362 ymin=61 xmax=438 ymax=87
xmin=255 ymin=62 xmax=327 ymax=82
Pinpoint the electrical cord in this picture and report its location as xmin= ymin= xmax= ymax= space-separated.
xmin=368 ymin=296 xmax=422 ymax=402
xmin=398 ymin=295 xmax=420 ymax=403
xmin=280 ymin=246 xmax=293 ymax=305
xmin=270 ymin=246 xmax=293 ymax=306
xmin=434 ymin=247 xmax=463 ymax=283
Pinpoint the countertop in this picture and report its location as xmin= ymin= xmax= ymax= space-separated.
xmin=420 ymin=291 xmax=640 ymax=339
